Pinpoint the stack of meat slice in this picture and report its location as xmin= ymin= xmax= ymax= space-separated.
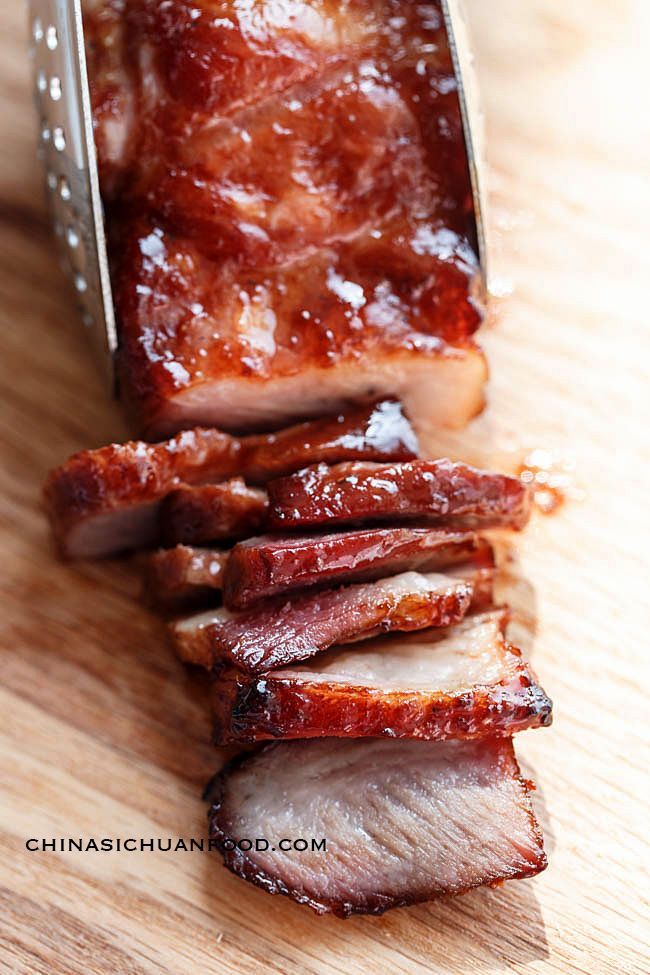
xmin=45 ymin=399 xmax=551 ymax=917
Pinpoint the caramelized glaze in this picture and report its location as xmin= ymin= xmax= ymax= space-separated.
xmin=84 ymin=1 xmax=484 ymax=433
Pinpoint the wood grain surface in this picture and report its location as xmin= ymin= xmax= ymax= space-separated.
xmin=1 ymin=2 xmax=649 ymax=973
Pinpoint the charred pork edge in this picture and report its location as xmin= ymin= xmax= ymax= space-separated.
xmin=206 ymin=742 xmax=548 ymax=918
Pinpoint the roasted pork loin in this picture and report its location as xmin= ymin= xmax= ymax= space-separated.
xmin=146 ymin=545 xmax=228 ymax=610
xmin=171 ymin=571 xmax=475 ymax=672
xmin=208 ymin=736 xmax=547 ymax=917
xmin=84 ymin=1 xmax=486 ymax=437
xmin=160 ymin=482 xmax=268 ymax=546
xmin=268 ymin=460 xmax=532 ymax=532
xmin=44 ymin=401 xmax=415 ymax=558
xmin=223 ymin=527 xmax=491 ymax=610
xmin=212 ymin=611 xmax=552 ymax=744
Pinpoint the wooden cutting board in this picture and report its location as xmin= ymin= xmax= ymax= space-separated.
xmin=1 ymin=2 xmax=648 ymax=973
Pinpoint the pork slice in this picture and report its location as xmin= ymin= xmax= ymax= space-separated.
xmin=160 ymin=482 xmax=268 ymax=546
xmin=237 ymin=400 xmax=418 ymax=482
xmin=223 ymin=527 xmax=490 ymax=610
xmin=170 ymin=571 xmax=472 ymax=673
xmin=213 ymin=611 xmax=552 ymax=743
xmin=44 ymin=428 xmax=240 ymax=558
xmin=145 ymin=545 xmax=228 ymax=610
xmin=267 ymin=459 xmax=532 ymax=532
xmin=207 ymin=735 xmax=547 ymax=917
xmin=44 ymin=401 xmax=414 ymax=559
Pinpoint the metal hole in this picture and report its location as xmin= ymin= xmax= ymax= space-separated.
xmin=54 ymin=220 xmax=64 ymax=238
xmin=82 ymin=311 xmax=94 ymax=328
xmin=46 ymin=25 xmax=58 ymax=50
xmin=59 ymin=177 xmax=71 ymax=202
xmin=66 ymin=226 xmax=80 ymax=248
xmin=49 ymin=76 xmax=62 ymax=102
xmin=53 ymin=126 xmax=66 ymax=152
xmin=33 ymin=18 xmax=43 ymax=43
xmin=47 ymin=171 xmax=58 ymax=191
xmin=37 ymin=69 xmax=47 ymax=93
xmin=74 ymin=273 xmax=88 ymax=293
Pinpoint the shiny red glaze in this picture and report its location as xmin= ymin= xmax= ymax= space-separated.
xmin=44 ymin=400 xmax=413 ymax=558
xmin=160 ymin=481 xmax=268 ymax=545
xmin=172 ymin=574 xmax=472 ymax=673
xmin=223 ymin=527 xmax=489 ymax=610
xmin=267 ymin=460 xmax=533 ymax=532
xmin=214 ymin=665 xmax=553 ymax=745
xmin=145 ymin=545 xmax=228 ymax=610
xmin=83 ymin=1 xmax=484 ymax=434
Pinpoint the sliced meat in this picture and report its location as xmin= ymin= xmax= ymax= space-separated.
xmin=237 ymin=400 xmax=418 ymax=481
xmin=223 ymin=527 xmax=490 ymax=610
xmin=213 ymin=611 xmax=552 ymax=743
xmin=207 ymin=736 xmax=547 ymax=917
xmin=160 ymin=482 xmax=268 ymax=546
xmin=267 ymin=460 xmax=532 ymax=532
xmin=145 ymin=545 xmax=228 ymax=610
xmin=44 ymin=401 xmax=415 ymax=558
xmin=170 ymin=571 xmax=473 ymax=673
xmin=44 ymin=428 xmax=238 ymax=558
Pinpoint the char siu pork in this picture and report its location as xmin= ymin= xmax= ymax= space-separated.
xmin=268 ymin=459 xmax=532 ymax=532
xmin=207 ymin=735 xmax=547 ymax=917
xmin=44 ymin=401 xmax=415 ymax=558
xmin=83 ymin=1 xmax=486 ymax=438
xmin=223 ymin=527 xmax=491 ymax=610
xmin=171 ymin=571 xmax=475 ymax=672
xmin=146 ymin=545 xmax=228 ymax=610
xmin=212 ymin=611 xmax=552 ymax=743
xmin=160 ymin=482 xmax=268 ymax=546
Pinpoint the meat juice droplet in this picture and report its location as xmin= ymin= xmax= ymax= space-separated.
xmin=516 ymin=448 xmax=584 ymax=516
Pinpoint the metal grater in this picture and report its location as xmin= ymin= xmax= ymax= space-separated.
xmin=27 ymin=0 xmax=487 ymax=388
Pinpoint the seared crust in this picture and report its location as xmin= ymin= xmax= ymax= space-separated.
xmin=212 ymin=640 xmax=552 ymax=745
xmin=160 ymin=482 xmax=268 ymax=546
xmin=87 ymin=1 xmax=485 ymax=434
xmin=145 ymin=545 xmax=227 ymax=610
xmin=207 ymin=737 xmax=547 ymax=918
xmin=267 ymin=460 xmax=532 ymax=532
xmin=44 ymin=428 xmax=239 ymax=557
xmin=237 ymin=400 xmax=418 ymax=481
xmin=44 ymin=401 xmax=415 ymax=558
xmin=223 ymin=527 xmax=489 ymax=610
xmin=170 ymin=572 xmax=473 ymax=673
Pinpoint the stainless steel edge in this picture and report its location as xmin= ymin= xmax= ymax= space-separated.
xmin=440 ymin=0 xmax=489 ymax=289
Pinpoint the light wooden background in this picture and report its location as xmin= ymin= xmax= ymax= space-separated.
xmin=1 ymin=2 xmax=648 ymax=973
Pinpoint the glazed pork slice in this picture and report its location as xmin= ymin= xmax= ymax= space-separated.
xmin=207 ymin=736 xmax=547 ymax=917
xmin=146 ymin=545 xmax=228 ymax=610
xmin=170 ymin=571 xmax=473 ymax=672
xmin=44 ymin=401 xmax=415 ymax=558
xmin=160 ymin=482 xmax=268 ymax=546
xmin=223 ymin=527 xmax=490 ymax=610
xmin=268 ymin=460 xmax=532 ymax=532
xmin=213 ymin=611 xmax=552 ymax=744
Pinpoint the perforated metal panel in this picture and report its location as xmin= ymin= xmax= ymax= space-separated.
xmin=27 ymin=0 xmax=117 ymax=386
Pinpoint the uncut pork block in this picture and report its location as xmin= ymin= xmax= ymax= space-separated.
xmin=85 ymin=2 xmax=486 ymax=436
